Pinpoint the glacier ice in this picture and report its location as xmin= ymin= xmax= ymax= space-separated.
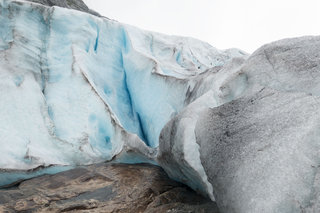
xmin=1 ymin=0 xmax=320 ymax=212
xmin=158 ymin=36 xmax=320 ymax=213
xmin=0 ymin=0 xmax=243 ymax=176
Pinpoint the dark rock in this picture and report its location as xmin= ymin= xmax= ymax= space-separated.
xmin=0 ymin=163 xmax=218 ymax=213
xmin=25 ymin=0 xmax=101 ymax=16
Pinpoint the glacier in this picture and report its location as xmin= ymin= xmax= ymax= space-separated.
xmin=0 ymin=0 xmax=244 ymax=177
xmin=158 ymin=36 xmax=320 ymax=213
xmin=2 ymin=0 xmax=320 ymax=212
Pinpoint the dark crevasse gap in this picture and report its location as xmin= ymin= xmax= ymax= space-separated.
xmin=93 ymin=27 xmax=99 ymax=53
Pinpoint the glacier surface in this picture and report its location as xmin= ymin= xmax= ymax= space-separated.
xmin=0 ymin=0 xmax=244 ymax=173
xmin=158 ymin=36 xmax=320 ymax=213
xmin=2 ymin=0 xmax=320 ymax=212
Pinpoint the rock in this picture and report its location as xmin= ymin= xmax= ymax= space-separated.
xmin=0 ymin=163 xmax=218 ymax=213
xmin=25 ymin=0 xmax=101 ymax=16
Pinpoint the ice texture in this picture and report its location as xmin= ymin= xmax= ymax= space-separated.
xmin=0 ymin=0 xmax=243 ymax=179
xmin=2 ymin=1 xmax=319 ymax=212
xmin=158 ymin=36 xmax=320 ymax=212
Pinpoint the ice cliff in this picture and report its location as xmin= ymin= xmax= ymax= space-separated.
xmin=1 ymin=0 xmax=320 ymax=212
xmin=0 ymin=0 xmax=244 ymax=179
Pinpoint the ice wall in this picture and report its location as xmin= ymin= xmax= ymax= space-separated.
xmin=0 ymin=0 xmax=245 ymax=176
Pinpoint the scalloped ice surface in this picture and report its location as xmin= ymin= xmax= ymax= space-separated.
xmin=0 ymin=0 xmax=246 ymax=182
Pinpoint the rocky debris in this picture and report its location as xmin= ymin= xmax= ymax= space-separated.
xmin=25 ymin=0 xmax=101 ymax=16
xmin=0 ymin=163 xmax=218 ymax=213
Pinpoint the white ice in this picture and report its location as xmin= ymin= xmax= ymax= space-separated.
xmin=0 ymin=0 xmax=244 ymax=177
